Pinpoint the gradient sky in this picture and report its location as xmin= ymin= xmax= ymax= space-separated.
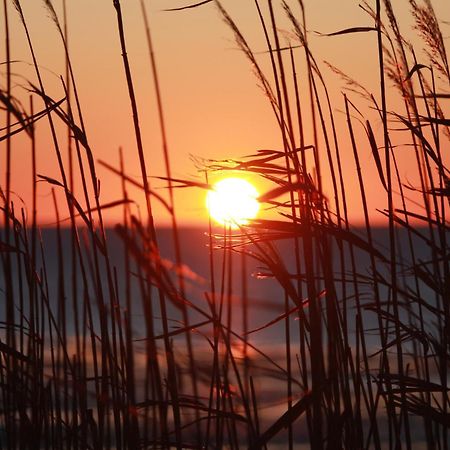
xmin=1 ymin=0 xmax=449 ymax=227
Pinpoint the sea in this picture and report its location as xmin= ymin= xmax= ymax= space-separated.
xmin=0 ymin=226 xmax=447 ymax=448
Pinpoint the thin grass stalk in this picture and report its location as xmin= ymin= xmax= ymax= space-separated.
xmin=323 ymin=79 xmax=382 ymax=446
xmin=216 ymin=225 xmax=230 ymax=447
xmin=43 ymin=0 xmax=101 ymax=209
xmin=240 ymin=235 xmax=250 ymax=419
xmin=1 ymin=2 xmax=17 ymax=444
xmin=125 ymin=215 xmax=168 ymax=445
xmin=263 ymin=5 xmax=310 ymax=445
xmin=131 ymin=219 xmax=169 ymax=445
xmin=13 ymin=210 xmax=28 ymax=445
xmin=61 ymin=222 xmax=98 ymax=445
xmin=138 ymin=10 xmax=201 ymax=442
xmin=106 ymin=283 xmax=122 ymax=450
xmin=36 ymin=234 xmax=47 ymax=446
xmin=11 ymin=224 xmax=21 ymax=362
xmin=51 ymin=195 xmax=69 ymax=445
xmin=223 ymin=227 xmax=257 ymax=446
xmin=135 ymin=260 xmax=164 ymax=447
xmin=119 ymin=148 xmax=140 ymax=448
xmin=302 ymin=68 xmax=359 ymax=438
xmin=286 ymin=44 xmax=315 ymax=442
xmin=249 ymin=376 xmax=265 ymax=449
xmin=305 ymin=61 xmax=364 ymax=445
xmin=50 ymin=189 xmax=64 ymax=447
xmin=37 ymin=232 xmax=50 ymax=448
xmin=410 ymin=62 xmax=449 ymax=396
xmin=295 ymin=4 xmax=326 ymax=446
xmin=12 ymin=1 xmax=70 ymax=196
xmin=23 ymin=97 xmax=40 ymax=445
xmin=225 ymin=226 xmax=233 ymax=399
xmin=317 ymin=77 xmax=371 ymax=448
xmin=60 ymin=5 xmax=82 ymax=420
xmin=425 ymin=67 xmax=450 ymax=374
xmin=204 ymin=174 xmax=221 ymax=448
xmin=263 ymin=6 xmax=297 ymax=447
xmin=389 ymin=120 xmax=435 ymax=439
xmin=380 ymin=14 xmax=440 ymax=443
xmin=240 ymin=236 xmax=253 ymax=445
xmin=381 ymin=39 xmax=434 ymax=395
xmin=2 ymin=0 xmax=11 ymax=241
xmin=29 ymin=94 xmax=37 ymax=346
xmin=62 ymin=0 xmax=73 ymax=195
xmin=294 ymin=2 xmax=321 ymax=194
xmin=384 ymin=2 xmax=445 ymax=321
xmin=0 ymin=344 xmax=4 ymax=449
xmin=212 ymin=226 xmax=256 ymax=446
xmin=344 ymin=94 xmax=400 ymax=447
xmin=283 ymin=288 xmax=293 ymax=449
xmin=424 ymin=80 xmax=449 ymax=450
xmin=223 ymin=362 xmax=239 ymax=448
xmin=112 ymin=0 xmax=154 ymax=229
xmin=81 ymin=233 xmax=109 ymax=447
xmin=9 ymin=5 xmax=114 ymax=440
xmin=45 ymin=7 xmax=123 ymax=365
xmin=375 ymin=2 xmax=412 ymax=446
xmin=112 ymin=3 xmax=183 ymax=446
xmin=44 ymin=13 xmax=123 ymax=424
xmin=219 ymin=309 xmax=256 ymax=446
xmin=56 ymin=81 xmax=117 ymax=450
xmin=339 ymin=189 xmax=380 ymax=447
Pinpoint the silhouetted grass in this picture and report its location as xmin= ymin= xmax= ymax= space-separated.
xmin=0 ymin=0 xmax=449 ymax=448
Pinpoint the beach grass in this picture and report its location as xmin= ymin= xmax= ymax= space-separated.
xmin=0 ymin=0 xmax=449 ymax=448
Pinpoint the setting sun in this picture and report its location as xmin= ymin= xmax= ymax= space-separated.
xmin=206 ymin=178 xmax=260 ymax=228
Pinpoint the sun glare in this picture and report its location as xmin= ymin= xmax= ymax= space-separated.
xmin=206 ymin=178 xmax=260 ymax=228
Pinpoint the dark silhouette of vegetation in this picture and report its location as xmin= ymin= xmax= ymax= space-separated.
xmin=0 ymin=0 xmax=448 ymax=448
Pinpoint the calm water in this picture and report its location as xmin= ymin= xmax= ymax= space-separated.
xmin=20 ymin=226 xmax=439 ymax=345
xmin=0 ymin=226 xmax=446 ymax=446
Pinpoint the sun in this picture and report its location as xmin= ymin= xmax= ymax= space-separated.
xmin=206 ymin=177 xmax=260 ymax=229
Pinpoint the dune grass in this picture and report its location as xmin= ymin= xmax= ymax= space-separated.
xmin=0 ymin=0 xmax=449 ymax=448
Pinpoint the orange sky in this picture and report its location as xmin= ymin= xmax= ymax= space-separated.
xmin=1 ymin=0 xmax=449 ymax=227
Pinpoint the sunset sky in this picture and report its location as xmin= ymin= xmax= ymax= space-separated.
xmin=1 ymin=0 xmax=449 ymax=227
